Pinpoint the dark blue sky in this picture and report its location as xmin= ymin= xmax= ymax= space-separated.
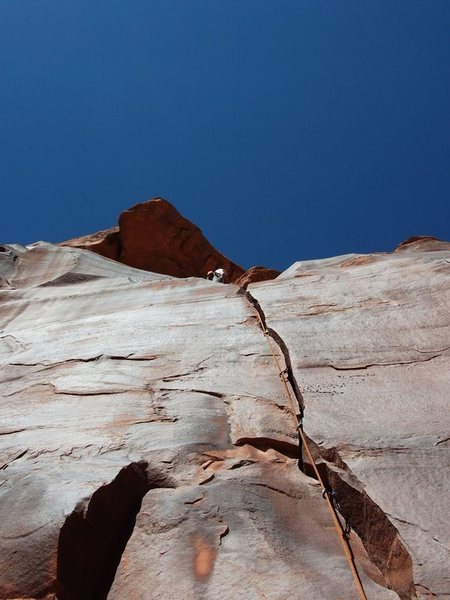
xmin=1 ymin=1 xmax=449 ymax=270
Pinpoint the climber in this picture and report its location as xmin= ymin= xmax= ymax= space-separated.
xmin=213 ymin=268 xmax=226 ymax=283
xmin=206 ymin=268 xmax=227 ymax=283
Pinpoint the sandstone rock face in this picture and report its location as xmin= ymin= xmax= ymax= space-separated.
xmin=0 ymin=239 xmax=448 ymax=599
xmin=395 ymin=235 xmax=450 ymax=253
xmin=234 ymin=265 xmax=281 ymax=289
xmin=62 ymin=198 xmax=246 ymax=282
xmin=251 ymin=247 xmax=450 ymax=599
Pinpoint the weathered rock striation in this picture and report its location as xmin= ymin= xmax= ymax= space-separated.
xmin=0 ymin=233 xmax=449 ymax=599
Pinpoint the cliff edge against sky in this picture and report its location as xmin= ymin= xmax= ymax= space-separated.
xmin=61 ymin=198 xmax=280 ymax=287
xmin=0 ymin=204 xmax=449 ymax=600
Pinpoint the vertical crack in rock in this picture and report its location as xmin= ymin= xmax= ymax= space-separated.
xmin=242 ymin=289 xmax=304 ymax=414
xmin=241 ymin=288 xmax=416 ymax=600
xmin=56 ymin=462 xmax=173 ymax=600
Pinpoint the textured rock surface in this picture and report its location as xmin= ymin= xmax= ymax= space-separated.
xmin=62 ymin=198 xmax=246 ymax=282
xmin=395 ymin=235 xmax=450 ymax=253
xmin=234 ymin=265 xmax=281 ymax=289
xmin=0 ymin=238 xmax=448 ymax=599
xmin=251 ymin=246 xmax=450 ymax=599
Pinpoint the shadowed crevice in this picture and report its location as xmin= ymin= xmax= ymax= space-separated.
xmin=56 ymin=462 xmax=174 ymax=600
xmin=301 ymin=440 xmax=416 ymax=600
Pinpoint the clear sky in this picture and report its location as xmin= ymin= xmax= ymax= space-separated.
xmin=1 ymin=1 xmax=449 ymax=271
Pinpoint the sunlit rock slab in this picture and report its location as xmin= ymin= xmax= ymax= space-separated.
xmin=0 ymin=241 xmax=171 ymax=290
xmin=0 ymin=244 xmax=295 ymax=599
xmin=109 ymin=460 xmax=397 ymax=600
xmin=251 ymin=247 xmax=450 ymax=598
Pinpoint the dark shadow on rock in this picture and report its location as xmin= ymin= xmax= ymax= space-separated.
xmin=56 ymin=462 xmax=173 ymax=600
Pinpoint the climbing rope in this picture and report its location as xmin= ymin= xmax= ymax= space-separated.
xmin=252 ymin=308 xmax=369 ymax=600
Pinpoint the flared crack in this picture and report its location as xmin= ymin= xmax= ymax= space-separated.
xmin=56 ymin=462 xmax=174 ymax=600
xmin=302 ymin=436 xmax=416 ymax=599
xmin=242 ymin=287 xmax=417 ymax=600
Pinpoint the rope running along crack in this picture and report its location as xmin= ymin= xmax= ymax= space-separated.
xmin=242 ymin=288 xmax=369 ymax=600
